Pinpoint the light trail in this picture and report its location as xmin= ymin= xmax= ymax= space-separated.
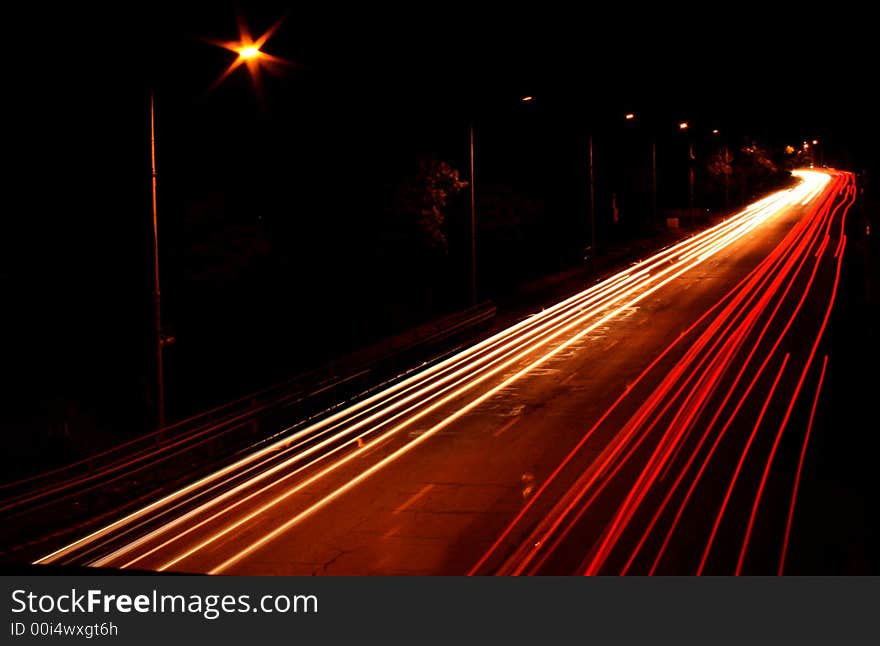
xmin=778 ymin=355 xmax=829 ymax=575
xmin=478 ymin=172 xmax=842 ymax=575
xmin=635 ymin=177 xmax=848 ymax=573
xmin=35 ymin=171 xmax=836 ymax=573
xmin=695 ymin=353 xmax=791 ymax=575
xmin=617 ymin=193 xmax=834 ymax=574
xmin=735 ymin=200 xmax=850 ymax=574
xmin=470 ymin=170 xmax=855 ymax=576
xmin=199 ymin=177 xmax=829 ymax=573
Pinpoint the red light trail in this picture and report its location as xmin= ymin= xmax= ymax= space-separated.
xmin=31 ymin=171 xmax=855 ymax=575
xmin=472 ymin=170 xmax=856 ymax=576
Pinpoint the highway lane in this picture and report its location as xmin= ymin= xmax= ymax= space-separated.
xmin=35 ymin=170 xmax=853 ymax=574
xmin=480 ymin=170 xmax=856 ymax=575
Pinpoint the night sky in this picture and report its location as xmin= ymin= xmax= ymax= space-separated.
xmin=4 ymin=2 xmax=876 ymax=470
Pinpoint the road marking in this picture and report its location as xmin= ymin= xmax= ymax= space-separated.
xmin=393 ymin=484 xmax=434 ymax=514
xmin=493 ymin=417 xmax=521 ymax=437
xmin=559 ymin=372 xmax=578 ymax=387
xmin=529 ymin=368 xmax=561 ymax=376
xmin=504 ymin=404 xmax=525 ymax=417
xmin=407 ymin=429 xmax=455 ymax=437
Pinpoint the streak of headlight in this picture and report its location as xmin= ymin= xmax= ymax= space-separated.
xmin=204 ymin=190 xmax=825 ymax=574
xmin=472 ymin=172 xmax=844 ymax=575
xmin=96 ymin=271 xmax=648 ymax=567
xmin=85 ymin=189 xmax=807 ymax=568
xmin=37 ymin=170 xmax=831 ymax=568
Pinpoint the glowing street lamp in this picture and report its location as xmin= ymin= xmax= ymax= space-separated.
xmin=148 ymin=13 xmax=288 ymax=431
xmin=207 ymin=13 xmax=290 ymax=94
xmin=238 ymin=46 xmax=261 ymax=60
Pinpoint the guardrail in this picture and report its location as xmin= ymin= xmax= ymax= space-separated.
xmin=0 ymin=302 xmax=495 ymax=559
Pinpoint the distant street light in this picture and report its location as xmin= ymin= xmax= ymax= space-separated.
xmin=625 ymin=113 xmax=635 ymax=120
xmin=679 ymin=122 xmax=689 ymax=130
xmin=521 ymin=96 xmax=534 ymax=102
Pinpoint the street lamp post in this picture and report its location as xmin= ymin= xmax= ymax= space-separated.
xmin=689 ymin=140 xmax=695 ymax=211
xmin=465 ymin=96 xmax=535 ymax=305
xmin=143 ymin=15 xmax=284 ymax=432
xmin=723 ymin=144 xmax=731 ymax=210
xmin=469 ymin=123 xmax=477 ymax=307
xmin=711 ymin=128 xmax=730 ymax=210
xmin=623 ymin=113 xmax=658 ymax=229
xmin=588 ymin=133 xmax=596 ymax=267
xmin=679 ymin=122 xmax=694 ymax=218
xmin=149 ymin=90 xmax=165 ymax=432
xmin=651 ymin=137 xmax=658 ymax=226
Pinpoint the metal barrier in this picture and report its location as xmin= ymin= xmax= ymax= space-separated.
xmin=0 ymin=302 xmax=495 ymax=559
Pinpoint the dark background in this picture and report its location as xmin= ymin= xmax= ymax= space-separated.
xmin=3 ymin=2 xmax=876 ymax=475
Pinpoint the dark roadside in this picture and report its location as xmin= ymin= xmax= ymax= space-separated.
xmin=784 ymin=169 xmax=879 ymax=574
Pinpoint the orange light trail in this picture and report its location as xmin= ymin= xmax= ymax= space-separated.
xmin=35 ymin=172 xmax=841 ymax=573
xmin=469 ymin=170 xmax=855 ymax=575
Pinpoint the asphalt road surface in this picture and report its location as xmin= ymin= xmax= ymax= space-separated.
xmin=37 ymin=170 xmax=857 ymax=574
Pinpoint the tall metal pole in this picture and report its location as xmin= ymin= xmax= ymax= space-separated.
xmin=723 ymin=144 xmax=730 ymax=210
xmin=688 ymin=141 xmax=695 ymax=212
xmin=149 ymin=90 xmax=166 ymax=432
xmin=651 ymin=137 xmax=658 ymax=225
xmin=469 ymin=123 xmax=477 ymax=307
xmin=589 ymin=134 xmax=596 ymax=267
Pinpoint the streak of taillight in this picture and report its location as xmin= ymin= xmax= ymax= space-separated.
xmin=736 ymin=219 xmax=850 ymax=575
xmin=471 ymin=175 xmax=827 ymax=575
xmin=778 ymin=355 xmax=828 ymax=575
xmin=696 ymin=354 xmax=791 ymax=575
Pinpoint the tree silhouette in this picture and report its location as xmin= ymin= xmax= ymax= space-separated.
xmin=393 ymin=158 xmax=468 ymax=254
